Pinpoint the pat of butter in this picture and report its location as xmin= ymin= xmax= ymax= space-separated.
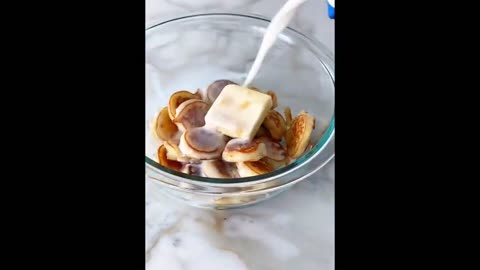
xmin=204 ymin=85 xmax=273 ymax=140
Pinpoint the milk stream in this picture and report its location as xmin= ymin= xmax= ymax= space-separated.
xmin=243 ymin=0 xmax=309 ymax=87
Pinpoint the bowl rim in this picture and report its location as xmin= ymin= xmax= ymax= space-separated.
xmin=145 ymin=13 xmax=335 ymax=185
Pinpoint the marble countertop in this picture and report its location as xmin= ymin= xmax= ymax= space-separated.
xmin=146 ymin=0 xmax=334 ymax=52
xmin=146 ymin=1 xmax=334 ymax=269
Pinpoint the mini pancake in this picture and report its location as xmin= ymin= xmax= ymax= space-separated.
xmin=236 ymin=159 xmax=274 ymax=177
xmin=173 ymin=99 xmax=209 ymax=131
xmin=222 ymin=138 xmax=267 ymax=162
xmin=157 ymin=145 xmax=182 ymax=171
xmin=286 ymin=111 xmax=315 ymax=159
xmin=263 ymin=110 xmax=287 ymax=141
xmin=168 ymin=90 xmax=202 ymax=120
xmin=179 ymin=127 xmax=226 ymax=159
xmin=206 ymin=79 xmax=236 ymax=103
xmin=266 ymin=90 xmax=278 ymax=109
xmin=153 ymin=107 xmax=178 ymax=141
xmin=202 ymin=160 xmax=236 ymax=178
xmin=254 ymin=137 xmax=286 ymax=161
xmin=284 ymin=106 xmax=293 ymax=126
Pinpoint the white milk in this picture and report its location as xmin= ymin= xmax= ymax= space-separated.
xmin=243 ymin=0 xmax=309 ymax=86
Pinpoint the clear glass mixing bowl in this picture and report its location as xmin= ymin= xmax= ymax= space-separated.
xmin=145 ymin=13 xmax=334 ymax=209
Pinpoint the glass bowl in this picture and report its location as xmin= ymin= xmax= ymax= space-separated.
xmin=145 ymin=13 xmax=334 ymax=209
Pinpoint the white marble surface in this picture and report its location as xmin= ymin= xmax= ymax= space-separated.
xmin=146 ymin=0 xmax=334 ymax=269
xmin=146 ymin=161 xmax=334 ymax=270
xmin=146 ymin=0 xmax=334 ymax=52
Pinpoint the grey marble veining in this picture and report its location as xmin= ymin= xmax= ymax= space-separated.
xmin=146 ymin=0 xmax=334 ymax=52
xmin=146 ymin=160 xmax=334 ymax=270
xmin=146 ymin=1 xmax=334 ymax=269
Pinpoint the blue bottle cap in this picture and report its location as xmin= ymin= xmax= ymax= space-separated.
xmin=327 ymin=0 xmax=335 ymax=19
